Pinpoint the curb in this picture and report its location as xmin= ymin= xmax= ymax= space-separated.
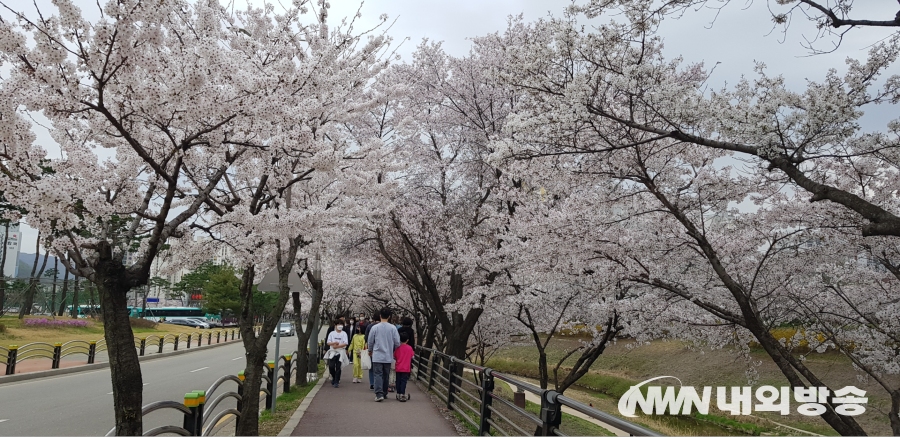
xmin=277 ymin=375 xmax=326 ymax=436
xmin=0 ymin=337 xmax=243 ymax=385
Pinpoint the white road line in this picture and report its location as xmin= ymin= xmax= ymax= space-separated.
xmin=232 ymin=357 xmax=242 ymax=361
xmin=189 ymin=367 xmax=209 ymax=373
xmin=0 ymin=419 xmax=9 ymax=423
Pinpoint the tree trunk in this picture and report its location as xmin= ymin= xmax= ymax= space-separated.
xmin=96 ymin=253 xmax=144 ymax=436
xmin=235 ymin=265 xmax=291 ymax=436
xmin=19 ymin=232 xmax=45 ymax=319
xmin=49 ymin=257 xmax=58 ymax=315
xmin=89 ymin=283 xmax=97 ymax=318
xmin=71 ymin=275 xmax=80 ymax=318
xmin=57 ymin=270 xmax=69 ymax=316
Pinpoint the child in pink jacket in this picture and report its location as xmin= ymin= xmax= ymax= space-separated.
xmin=393 ymin=332 xmax=415 ymax=401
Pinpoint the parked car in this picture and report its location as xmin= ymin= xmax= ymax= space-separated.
xmin=188 ymin=317 xmax=220 ymax=328
xmin=273 ymin=322 xmax=295 ymax=337
xmin=166 ymin=318 xmax=211 ymax=329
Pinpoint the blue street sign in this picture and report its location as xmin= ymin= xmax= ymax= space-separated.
xmin=146 ymin=298 xmax=159 ymax=303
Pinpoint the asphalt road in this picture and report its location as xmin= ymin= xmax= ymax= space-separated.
xmin=0 ymin=329 xmax=327 ymax=436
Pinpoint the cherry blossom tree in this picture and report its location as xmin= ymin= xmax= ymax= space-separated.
xmin=360 ymin=39 xmax=530 ymax=359
xmin=0 ymin=0 xmax=287 ymax=432
xmin=483 ymin=12 xmax=900 ymax=434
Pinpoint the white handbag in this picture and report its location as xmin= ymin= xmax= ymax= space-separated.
xmin=360 ymin=350 xmax=372 ymax=370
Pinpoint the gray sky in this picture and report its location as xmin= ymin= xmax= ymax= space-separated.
xmin=12 ymin=0 xmax=900 ymax=253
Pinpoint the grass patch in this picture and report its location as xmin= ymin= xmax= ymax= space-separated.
xmin=0 ymin=315 xmax=227 ymax=345
xmin=258 ymin=362 xmax=325 ymax=436
xmin=487 ymin=337 xmax=890 ymax=435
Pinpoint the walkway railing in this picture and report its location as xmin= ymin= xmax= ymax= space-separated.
xmin=413 ymin=346 xmax=658 ymax=437
xmin=105 ymin=351 xmax=320 ymax=436
xmin=2 ymin=328 xmax=240 ymax=375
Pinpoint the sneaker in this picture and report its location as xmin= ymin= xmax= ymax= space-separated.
xmin=375 ymin=396 xmax=384 ymax=402
xmin=399 ymin=394 xmax=407 ymax=402
xmin=370 ymin=385 xmax=374 ymax=390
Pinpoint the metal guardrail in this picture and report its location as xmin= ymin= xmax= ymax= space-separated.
xmin=2 ymin=328 xmax=241 ymax=375
xmin=104 ymin=351 xmax=317 ymax=436
xmin=413 ymin=346 xmax=659 ymax=437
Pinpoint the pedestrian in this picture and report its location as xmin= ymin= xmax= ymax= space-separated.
xmin=367 ymin=307 xmax=400 ymax=402
xmin=394 ymin=332 xmax=414 ymax=402
xmin=365 ymin=311 xmax=381 ymax=389
xmin=347 ymin=323 xmax=367 ymax=383
xmin=323 ymin=318 xmax=349 ymax=388
xmin=346 ymin=316 xmax=358 ymax=362
xmin=398 ymin=317 xmax=416 ymax=349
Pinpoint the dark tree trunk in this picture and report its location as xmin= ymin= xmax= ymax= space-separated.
xmin=19 ymin=233 xmax=47 ymax=319
xmin=49 ymin=257 xmax=58 ymax=315
xmin=96 ymin=244 xmax=143 ymax=436
xmin=235 ymin=265 xmax=291 ymax=436
xmin=293 ymin=284 xmax=323 ymax=387
xmin=89 ymin=283 xmax=97 ymax=318
xmin=57 ymin=269 xmax=69 ymax=316
xmin=71 ymin=275 xmax=80 ymax=318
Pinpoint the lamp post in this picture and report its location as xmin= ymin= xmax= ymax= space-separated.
xmin=307 ymin=253 xmax=322 ymax=380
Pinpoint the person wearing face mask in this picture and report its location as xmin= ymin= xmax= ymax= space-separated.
xmin=345 ymin=317 xmax=358 ymax=363
xmin=323 ymin=318 xmax=349 ymax=388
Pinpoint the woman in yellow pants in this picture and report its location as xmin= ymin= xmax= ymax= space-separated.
xmin=347 ymin=329 xmax=367 ymax=383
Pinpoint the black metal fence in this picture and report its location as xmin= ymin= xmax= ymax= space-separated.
xmin=413 ymin=346 xmax=658 ymax=437
xmin=2 ymin=328 xmax=241 ymax=375
xmin=104 ymin=352 xmax=312 ymax=436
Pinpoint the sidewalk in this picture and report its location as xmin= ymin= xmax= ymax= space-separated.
xmin=290 ymin=364 xmax=457 ymax=436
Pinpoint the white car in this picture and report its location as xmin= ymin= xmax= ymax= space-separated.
xmin=273 ymin=322 xmax=295 ymax=337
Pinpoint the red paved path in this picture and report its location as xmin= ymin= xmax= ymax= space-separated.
xmin=291 ymin=365 xmax=458 ymax=436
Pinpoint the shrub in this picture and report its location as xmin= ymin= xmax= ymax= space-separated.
xmin=0 ymin=322 xmax=5 ymax=333
xmin=130 ymin=317 xmax=158 ymax=329
xmin=23 ymin=318 xmax=89 ymax=328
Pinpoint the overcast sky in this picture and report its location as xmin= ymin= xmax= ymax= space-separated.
xmin=9 ymin=0 xmax=900 ymax=253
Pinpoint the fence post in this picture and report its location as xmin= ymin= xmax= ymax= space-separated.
xmin=87 ymin=341 xmax=96 ymax=364
xmin=183 ymin=392 xmax=199 ymax=436
xmin=159 ymin=338 xmax=165 ymax=354
xmin=5 ymin=345 xmax=17 ymax=375
xmin=206 ymin=332 xmax=211 ymax=345
xmin=52 ymin=343 xmax=62 ymax=369
xmin=539 ymin=390 xmax=562 ymax=436
xmin=193 ymin=390 xmax=206 ymax=436
xmin=428 ymin=350 xmax=436 ymax=391
xmin=266 ymin=361 xmax=275 ymax=410
xmin=283 ymin=355 xmax=292 ymax=394
xmin=236 ymin=371 xmax=245 ymax=430
xmin=216 ymin=332 xmax=221 ymax=344
xmin=478 ymin=369 xmax=495 ymax=436
xmin=232 ymin=330 xmax=236 ymax=341
xmin=174 ymin=336 xmax=179 ymax=351
xmin=139 ymin=338 xmax=146 ymax=356
xmin=446 ymin=357 xmax=457 ymax=409
xmin=197 ymin=333 xmax=201 ymax=347
xmin=186 ymin=334 xmax=192 ymax=349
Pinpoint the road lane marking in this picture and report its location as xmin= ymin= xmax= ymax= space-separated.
xmin=0 ymin=419 xmax=8 ymax=423
xmin=232 ymin=357 xmax=242 ymax=361
xmin=190 ymin=367 xmax=209 ymax=373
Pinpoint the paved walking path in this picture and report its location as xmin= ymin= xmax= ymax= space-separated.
xmin=290 ymin=364 xmax=457 ymax=436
